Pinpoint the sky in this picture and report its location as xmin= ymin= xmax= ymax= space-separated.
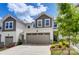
xmin=0 ymin=3 xmax=57 ymax=22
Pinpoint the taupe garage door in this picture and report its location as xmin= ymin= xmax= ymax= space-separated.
xmin=5 ymin=36 xmax=13 ymax=46
xmin=26 ymin=33 xmax=50 ymax=44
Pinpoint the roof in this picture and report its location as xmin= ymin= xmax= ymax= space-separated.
xmin=2 ymin=14 xmax=26 ymax=25
xmin=34 ymin=12 xmax=54 ymax=20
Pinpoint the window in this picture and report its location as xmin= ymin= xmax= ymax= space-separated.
xmin=33 ymin=23 xmax=35 ymax=28
xmin=37 ymin=20 xmax=42 ymax=27
xmin=5 ymin=21 xmax=13 ymax=30
xmin=0 ymin=27 xmax=2 ymax=30
xmin=54 ymin=22 xmax=57 ymax=29
xmin=45 ymin=19 xmax=50 ymax=26
xmin=28 ymin=26 xmax=30 ymax=28
xmin=46 ymin=20 xmax=49 ymax=25
xmin=6 ymin=22 xmax=8 ymax=28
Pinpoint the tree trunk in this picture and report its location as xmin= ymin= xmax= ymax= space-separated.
xmin=68 ymin=38 xmax=70 ymax=55
xmin=68 ymin=33 xmax=71 ymax=55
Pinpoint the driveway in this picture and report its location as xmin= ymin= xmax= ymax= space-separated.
xmin=0 ymin=45 xmax=50 ymax=55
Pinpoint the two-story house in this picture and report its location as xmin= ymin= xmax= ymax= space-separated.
xmin=24 ymin=13 xmax=53 ymax=44
xmin=0 ymin=13 xmax=54 ymax=47
xmin=0 ymin=14 xmax=25 ymax=47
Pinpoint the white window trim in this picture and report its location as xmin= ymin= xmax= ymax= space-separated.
xmin=5 ymin=21 xmax=13 ymax=30
xmin=44 ymin=19 xmax=50 ymax=27
xmin=37 ymin=19 xmax=42 ymax=27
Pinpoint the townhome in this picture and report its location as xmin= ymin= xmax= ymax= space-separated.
xmin=0 ymin=13 xmax=54 ymax=47
xmin=24 ymin=13 xmax=54 ymax=44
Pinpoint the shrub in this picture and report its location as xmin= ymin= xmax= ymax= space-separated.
xmin=59 ymin=39 xmax=64 ymax=42
xmin=52 ymin=41 xmax=57 ymax=44
xmin=59 ymin=41 xmax=63 ymax=46
xmin=58 ymin=44 xmax=62 ymax=48
xmin=62 ymin=40 xmax=69 ymax=48
xmin=50 ymin=44 xmax=55 ymax=49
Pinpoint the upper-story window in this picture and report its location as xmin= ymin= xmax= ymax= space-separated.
xmin=0 ymin=27 xmax=1 ymax=29
xmin=37 ymin=19 xmax=42 ymax=27
xmin=53 ymin=22 xmax=57 ymax=29
xmin=33 ymin=23 xmax=35 ymax=28
xmin=0 ymin=26 xmax=2 ymax=31
xmin=5 ymin=21 xmax=13 ymax=30
xmin=45 ymin=19 xmax=50 ymax=26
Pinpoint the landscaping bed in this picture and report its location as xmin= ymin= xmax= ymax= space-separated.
xmin=50 ymin=40 xmax=79 ymax=55
xmin=51 ymin=48 xmax=78 ymax=55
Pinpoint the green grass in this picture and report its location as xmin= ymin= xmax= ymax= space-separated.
xmin=51 ymin=48 xmax=79 ymax=55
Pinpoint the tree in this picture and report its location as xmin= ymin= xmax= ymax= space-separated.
xmin=56 ymin=3 xmax=79 ymax=55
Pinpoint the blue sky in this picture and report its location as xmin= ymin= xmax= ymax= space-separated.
xmin=0 ymin=3 xmax=57 ymax=22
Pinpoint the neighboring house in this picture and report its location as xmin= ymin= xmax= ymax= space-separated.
xmin=0 ymin=13 xmax=54 ymax=46
xmin=0 ymin=14 xmax=25 ymax=46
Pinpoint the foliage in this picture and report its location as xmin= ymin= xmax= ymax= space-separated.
xmin=50 ymin=40 xmax=69 ymax=49
xmin=50 ymin=40 xmax=78 ymax=55
xmin=50 ymin=44 xmax=55 ymax=48
xmin=56 ymin=3 xmax=79 ymax=44
xmin=56 ymin=3 xmax=79 ymax=54
xmin=51 ymin=49 xmax=62 ymax=55
xmin=51 ymin=48 xmax=79 ymax=55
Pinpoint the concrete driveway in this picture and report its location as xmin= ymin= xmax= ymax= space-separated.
xmin=0 ymin=45 xmax=50 ymax=55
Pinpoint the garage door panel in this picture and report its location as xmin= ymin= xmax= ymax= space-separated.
xmin=5 ymin=36 xmax=13 ymax=46
xmin=26 ymin=33 xmax=50 ymax=44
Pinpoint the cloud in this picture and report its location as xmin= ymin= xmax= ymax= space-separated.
xmin=7 ymin=3 xmax=47 ymax=23
xmin=0 ymin=17 xmax=2 ymax=20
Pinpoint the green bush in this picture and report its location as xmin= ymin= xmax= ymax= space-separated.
xmin=50 ymin=39 xmax=69 ymax=49
xmin=58 ymin=39 xmax=69 ymax=48
xmin=50 ymin=44 xmax=55 ymax=49
xmin=57 ymin=44 xmax=62 ymax=48
xmin=52 ymin=41 xmax=57 ymax=44
xmin=59 ymin=39 xmax=65 ymax=42
xmin=62 ymin=40 xmax=69 ymax=48
xmin=51 ymin=49 xmax=62 ymax=55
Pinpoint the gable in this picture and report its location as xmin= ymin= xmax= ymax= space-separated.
xmin=3 ymin=16 xmax=16 ymax=22
xmin=35 ymin=13 xmax=53 ymax=28
xmin=36 ymin=14 xmax=52 ymax=20
xmin=2 ymin=15 xmax=16 ymax=31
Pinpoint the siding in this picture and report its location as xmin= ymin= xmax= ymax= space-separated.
xmin=35 ymin=14 xmax=53 ymax=28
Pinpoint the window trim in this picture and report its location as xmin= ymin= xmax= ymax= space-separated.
xmin=37 ymin=19 xmax=42 ymax=27
xmin=5 ymin=21 xmax=13 ymax=30
xmin=44 ymin=19 xmax=50 ymax=27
